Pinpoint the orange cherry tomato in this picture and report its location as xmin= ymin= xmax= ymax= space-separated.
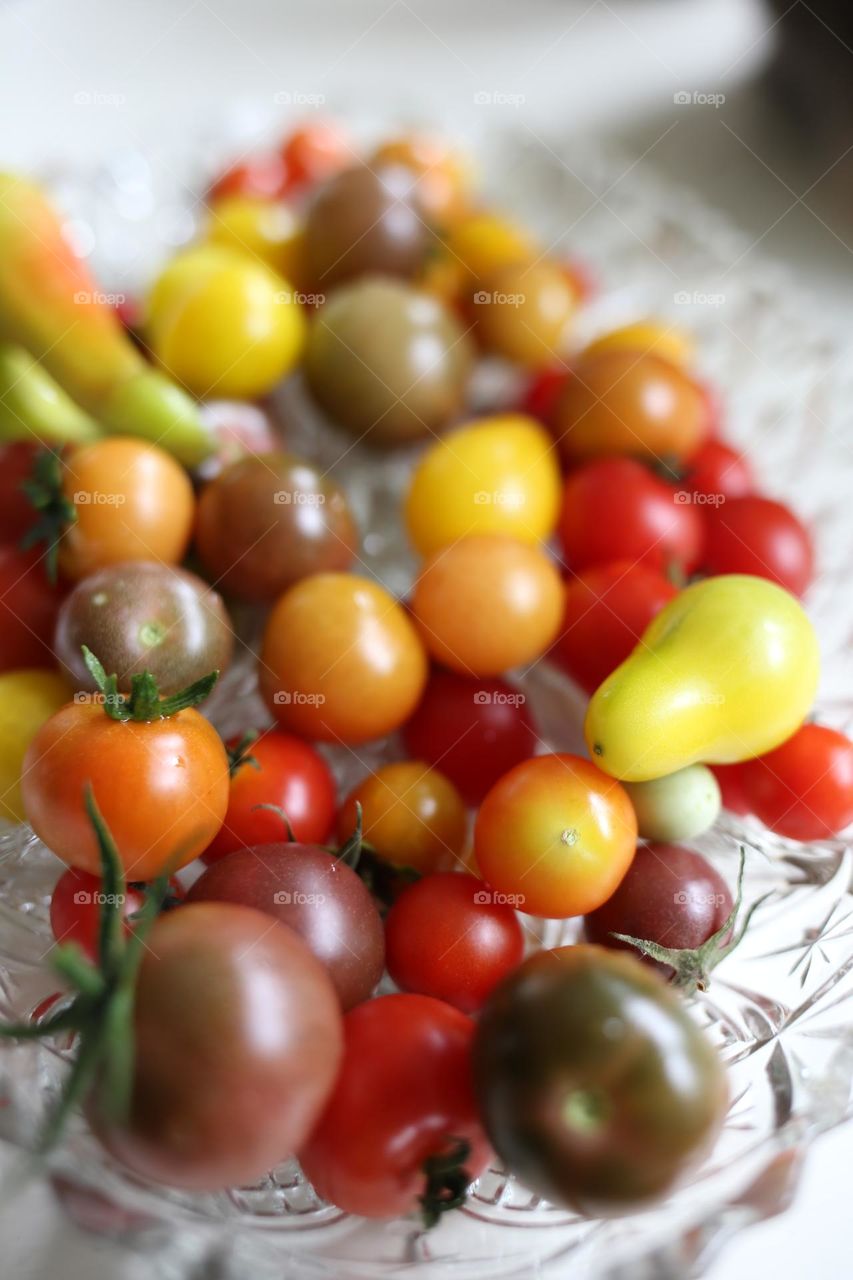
xmin=474 ymin=753 xmax=637 ymax=918
xmin=22 ymin=699 xmax=229 ymax=880
xmin=59 ymin=438 xmax=194 ymax=582
xmin=260 ymin=574 xmax=428 ymax=744
xmin=281 ymin=122 xmax=352 ymax=190
xmin=208 ymin=154 xmax=289 ymax=204
xmin=412 ymin=535 xmax=563 ymax=677
xmin=337 ymin=761 xmax=468 ymax=874
xmin=554 ymin=349 xmax=709 ymax=464
xmin=371 ymin=134 xmax=472 ymax=226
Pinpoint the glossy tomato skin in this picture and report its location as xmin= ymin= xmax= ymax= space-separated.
xmin=50 ymin=867 xmax=147 ymax=962
xmin=385 ymin=873 xmax=525 ymax=1013
xmin=94 ymin=903 xmax=343 ymax=1189
xmin=701 ymin=496 xmax=813 ymax=597
xmin=0 ymin=669 xmax=72 ymax=823
xmin=474 ymin=945 xmax=727 ymax=1213
xmin=412 ymin=535 xmax=563 ymax=678
xmin=711 ymin=763 xmax=752 ymax=816
xmin=558 ymin=458 xmax=703 ymax=575
xmin=474 ymin=754 xmax=637 ymax=918
xmin=204 ymin=729 xmax=336 ymax=862
xmin=336 ymin=762 xmax=468 ymax=874
xmin=0 ymin=545 xmax=66 ymax=672
xmin=473 ymin=261 xmax=576 ymax=367
xmin=583 ymin=844 xmax=733 ymax=976
xmin=22 ymin=701 xmax=229 ymax=880
xmin=260 ymin=574 xmax=428 ymax=744
xmin=555 ymin=350 xmax=709 ymax=463
xmin=402 ymin=670 xmax=537 ymax=806
xmin=59 ymin=439 xmax=194 ymax=582
xmin=194 ymin=453 xmax=358 ymax=603
xmin=736 ymin=723 xmax=853 ymax=840
xmin=298 ymin=993 xmax=491 ymax=1218
xmin=187 ymin=843 xmax=383 ymax=1010
xmin=551 ymin=561 xmax=678 ymax=695
xmin=0 ymin=441 xmax=40 ymax=545
xmin=683 ymin=439 xmax=752 ymax=501
xmin=54 ymin=562 xmax=233 ymax=695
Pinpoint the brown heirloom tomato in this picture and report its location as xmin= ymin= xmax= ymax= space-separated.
xmin=194 ymin=452 xmax=358 ymax=602
xmin=474 ymin=945 xmax=728 ymax=1214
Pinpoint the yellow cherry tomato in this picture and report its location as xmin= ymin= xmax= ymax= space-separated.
xmin=147 ymin=246 xmax=305 ymax=399
xmin=206 ymin=196 xmax=305 ymax=285
xmin=582 ymin=322 xmax=694 ymax=369
xmin=144 ymin=245 xmax=226 ymax=331
xmin=445 ymin=211 xmax=537 ymax=290
xmin=585 ymin=574 xmax=820 ymax=782
xmin=405 ymin=414 xmax=561 ymax=556
xmin=0 ymin=669 xmax=70 ymax=823
xmin=474 ymin=261 xmax=576 ymax=366
xmin=336 ymin=761 xmax=468 ymax=874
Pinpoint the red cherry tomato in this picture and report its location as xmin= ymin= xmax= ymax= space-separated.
xmin=203 ymin=729 xmax=337 ymax=863
xmin=701 ymin=495 xmax=813 ymax=597
xmin=558 ymin=458 xmax=703 ymax=575
xmin=402 ymin=669 xmax=538 ymax=806
xmin=0 ymin=545 xmax=66 ymax=672
xmin=737 ymin=723 xmax=853 ymax=840
xmin=710 ymin=764 xmax=752 ymax=816
xmin=208 ymin=154 xmax=289 ymax=203
xmin=0 ymin=441 xmax=40 ymax=545
xmin=517 ymin=366 xmax=568 ymax=429
xmin=281 ymin=122 xmax=352 ymax=190
xmin=683 ymin=439 xmax=752 ymax=501
xmin=385 ymin=873 xmax=525 ymax=1013
xmin=551 ymin=560 xmax=678 ymax=695
xmin=299 ymin=993 xmax=491 ymax=1218
xmin=49 ymin=868 xmax=147 ymax=962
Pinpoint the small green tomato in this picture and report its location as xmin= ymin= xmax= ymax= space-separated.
xmin=624 ymin=764 xmax=721 ymax=842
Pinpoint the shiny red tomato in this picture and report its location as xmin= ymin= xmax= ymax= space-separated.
xmin=737 ymin=723 xmax=853 ymax=840
xmin=683 ymin=439 xmax=752 ymax=501
xmin=299 ymin=993 xmax=491 ymax=1219
xmin=558 ymin=458 xmax=703 ymax=575
xmin=402 ymin=669 xmax=537 ymax=806
xmin=517 ymin=366 xmax=568 ymax=428
xmin=701 ymin=495 xmax=813 ymax=597
xmin=710 ymin=764 xmax=752 ymax=816
xmin=203 ymin=729 xmax=336 ymax=863
xmin=50 ymin=867 xmax=147 ymax=962
xmin=551 ymin=560 xmax=678 ymax=694
xmin=0 ymin=441 xmax=40 ymax=545
xmin=0 ymin=545 xmax=66 ymax=671
xmin=384 ymin=873 xmax=525 ymax=1013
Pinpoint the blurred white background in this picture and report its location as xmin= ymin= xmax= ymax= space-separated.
xmin=0 ymin=0 xmax=851 ymax=1275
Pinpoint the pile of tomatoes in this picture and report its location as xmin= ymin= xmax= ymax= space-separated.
xmin=0 ymin=117 xmax=851 ymax=1229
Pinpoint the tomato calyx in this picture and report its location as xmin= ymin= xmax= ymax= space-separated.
xmin=227 ymin=731 xmax=260 ymax=777
xmin=82 ymin=646 xmax=219 ymax=722
xmin=418 ymin=1137 xmax=473 ymax=1229
xmin=20 ymin=447 xmax=76 ymax=583
xmin=612 ymin=848 xmax=768 ymax=994
xmin=0 ymin=786 xmax=168 ymax=1152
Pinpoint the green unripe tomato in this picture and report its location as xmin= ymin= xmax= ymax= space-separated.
xmin=624 ymin=764 xmax=721 ymax=842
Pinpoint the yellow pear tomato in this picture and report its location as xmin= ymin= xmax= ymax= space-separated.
xmin=0 ymin=669 xmax=70 ymax=823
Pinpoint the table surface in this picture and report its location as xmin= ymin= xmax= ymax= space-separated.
xmin=1 ymin=0 xmax=851 ymax=1275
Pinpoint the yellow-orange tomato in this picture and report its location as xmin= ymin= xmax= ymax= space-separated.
xmin=405 ymin=414 xmax=561 ymax=556
xmin=554 ymin=349 xmax=709 ymax=464
xmin=260 ymin=574 xmax=428 ymax=744
xmin=445 ymin=211 xmax=537 ymax=291
xmin=206 ymin=195 xmax=305 ymax=284
xmin=583 ymin=321 xmax=693 ymax=368
xmin=22 ymin=700 xmax=229 ymax=879
xmin=0 ymin=669 xmax=70 ymax=823
xmin=474 ymin=753 xmax=637 ymax=918
xmin=371 ymin=134 xmax=472 ymax=226
xmin=59 ymin=438 xmax=194 ymax=581
xmin=337 ymin=762 xmax=468 ymax=874
xmin=474 ymin=261 xmax=576 ymax=367
xmin=412 ymin=535 xmax=563 ymax=677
